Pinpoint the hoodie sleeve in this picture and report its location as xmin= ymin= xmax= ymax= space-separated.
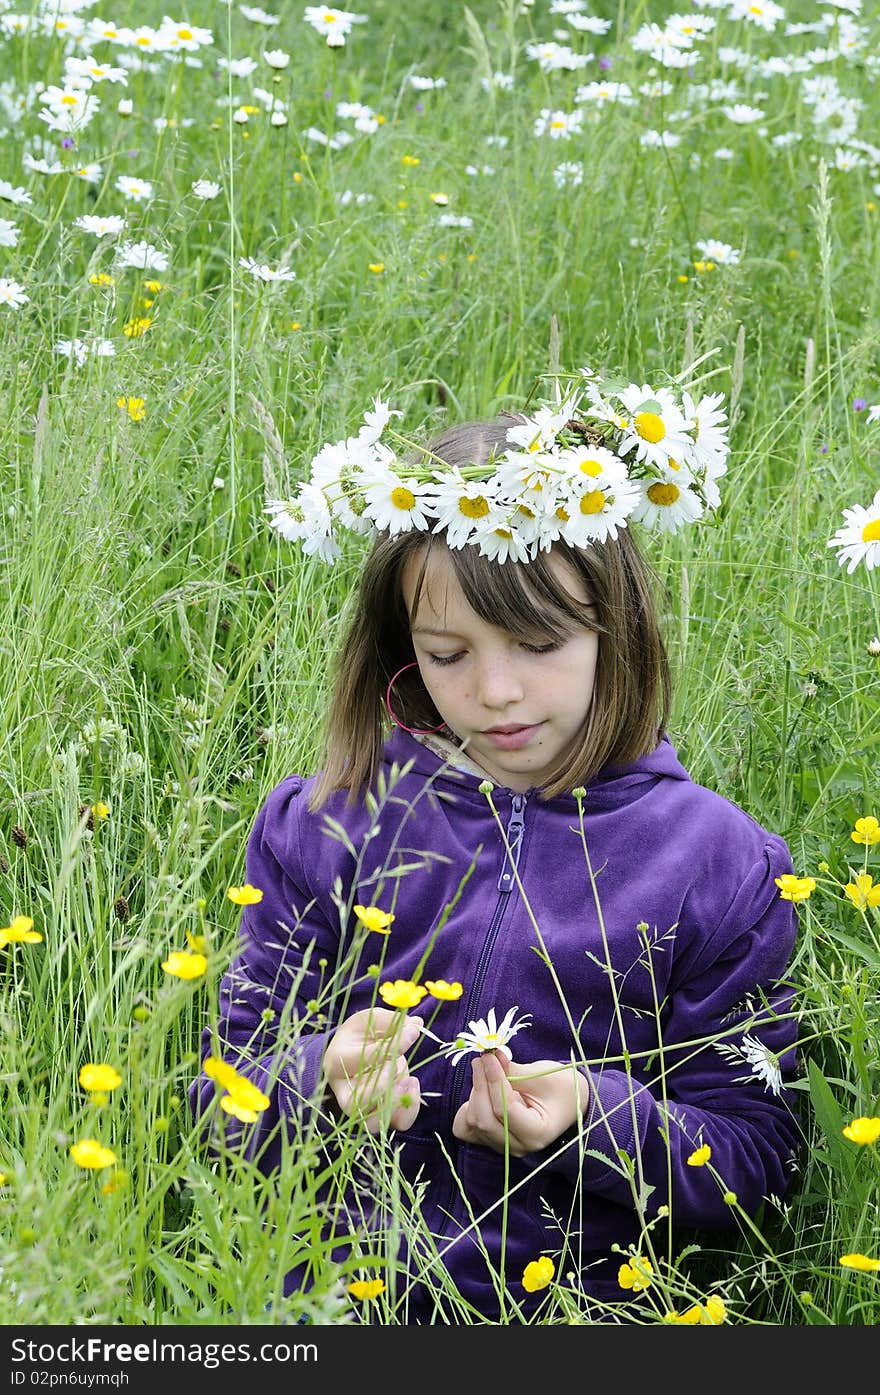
xmin=187 ymin=775 xmax=342 ymax=1172
xmin=548 ymin=834 xmax=801 ymax=1227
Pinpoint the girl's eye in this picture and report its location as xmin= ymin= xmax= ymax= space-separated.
xmin=428 ymin=641 xmax=562 ymax=667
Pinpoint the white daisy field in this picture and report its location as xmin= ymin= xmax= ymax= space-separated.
xmin=0 ymin=0 xmax=879 ymax=1335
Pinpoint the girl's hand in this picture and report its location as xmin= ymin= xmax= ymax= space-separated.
xmin=452 ymin=1051 xmax=589 ymax=1157
xmin=323 ymin=1007 xmax=422 ymax=1134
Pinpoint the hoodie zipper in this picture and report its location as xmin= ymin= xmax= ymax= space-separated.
xmin=496 ymin=792 xmax=527 ymax=893
xmin=446 ymin=792 xmax=529 ymax=1134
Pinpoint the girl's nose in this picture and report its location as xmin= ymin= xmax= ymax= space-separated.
xmin=474 ymin=654 xmax=526 ymax=709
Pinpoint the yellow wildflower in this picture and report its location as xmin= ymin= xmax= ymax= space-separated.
xmin=844 ymin=873 xmax=880 ymax=910
xmin=851 ymin=816 xmax=880 ymax=845
xmin=368 ymin=262 xmax=385 ymax=274
xmin=70 ymin=1139 xmax=117 ymax=1170
xmin=227 ymin=884 xmax=263 ymax=906
xmin=687 ymin=1144 xmax=712 ymax=1166
xmin=522 ymin=1256 xmax=555 ymax=1292
xmin=842 ymin=1116 xmax=880 ymax=1145
xmin=378 ymin=979 xmax=427 ymax=1010
xmin=618 ymin=1256 xmax=653 ymax=1291
xmin=89 ymin=272 xmax=115 ymax=285
xmin=348 ymin=1278 xmax=385 ymax=1300
xmin=123 ymin=316 xmax=152 ymax=337
xmin=839 ymin=1253 xmax=880 ymax=1272
xmin=79 ymin=1064 xmax=122 ymax=1093
xmin=353 ymin=905 xmax=394 ymax=934
xmin=775 ymin=874 xmax=816 ymax=902
xmin=161 ymin=950 xmax=207 ymax=980
xmin=0 ymin=916 xmax=42 ymax=948
xmin=425 ymin=979 xmax=464 ymax=1001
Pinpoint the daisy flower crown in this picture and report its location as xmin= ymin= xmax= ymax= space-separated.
xmin=265 ymin=352 xmax=730 ymax=565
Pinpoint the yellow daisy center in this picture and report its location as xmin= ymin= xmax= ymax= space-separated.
xmin=518 ymin=504 xmax=535 ymax=519
xmin=391 ymin=485 xmax=416 ymax=511
xmin=647 ymin=482 xmax=680 ymax=506
xmin=483 ymin=1033 xmax=499 ymax=1045
xmin=459 ymin=495 xmax=489 ymax=518
xmin=555 ymin=506 xmax=569 ymax=522
xmin=494 ymin=527 xmax=512 ymax=538
xmin=635 ymin=411 xmax=665 ymax=443
xmin=578 ymin=458 xmax=603 ymax=477
xmin=862 ymin=519 xmax=880 ymax=543
xmin=580 ymin=490 xmax=606 ymax=515
xmin=178 ymin=27 xmax=193 ymax=39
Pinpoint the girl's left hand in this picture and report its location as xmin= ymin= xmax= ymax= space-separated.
xmin=452 ymin=1050 xmax=589 ymax=1157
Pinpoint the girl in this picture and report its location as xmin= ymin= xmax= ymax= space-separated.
xmin=189 ymin=408 xmax=801 ymax=1324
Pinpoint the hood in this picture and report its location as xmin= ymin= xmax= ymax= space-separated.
xmin=383 ymin=724 xmax=692 ymax=810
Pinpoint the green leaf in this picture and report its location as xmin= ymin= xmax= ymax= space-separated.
xmin=806 ymin=1059 xmax=858 ymax=1179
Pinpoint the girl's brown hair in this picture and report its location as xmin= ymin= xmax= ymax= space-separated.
xmin=307 ymin=415 xmax=671 ymax=812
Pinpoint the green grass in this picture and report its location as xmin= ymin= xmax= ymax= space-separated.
xmin=0 ymin=0 xmax=879 ymax=1326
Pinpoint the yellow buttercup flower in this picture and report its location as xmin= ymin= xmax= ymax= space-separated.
xmin=700 ymin=1295 xmax=727 ymax=1324
xmin=117 ymin=396 xmax=146 ymax=422
xmin=123 ymin=316 xmax=152 ymax=337
xmin=0 ymin=916 xmax=42 ymax=948
xmin=775 ymin=874 xmax=816 ymax=902
xmin=839 ymin=1253 xmax=880 ymax=1272
xmin=161 ymin=950 xmax=208 ymax=979
xmin=522 ymin=1255 xmax=555 ymax=1293
xmin=842 ymin=1116 xmax=880 ymax=1145
xmin=205 ymin=1055 xmax=270 ymax=1122
xmin=844 ymin=873 xmax=880 ymax=911
xmin=353 ymin=905 xmax=394 ymax=935
xmin=378 ymin=979 xmax=427 ymax=1010
xmin=70 ymin=1139 xmax=117 ymax=1170
xmin=665 ymin=1305 xmax=701 ymax=1324
xmin=618 ymin=1256 xmax=654 ymax=1291
xmin=227 ymin=883 xmax=263 ymax=906
xmin=687 ymin=1144 xmax=712 ymax=1166
xmin=368 ymin=262 xmax=385 ymax=274
xmin=348 ymin=1278 xmax=385 ymax=1301
xmin=851 ymin=816 xmax=880 ymax=845
xmin=425 ymin=979 xmax=464 ymax=1001
xmin=79 ymin=1064 xmax=122 ymax=1093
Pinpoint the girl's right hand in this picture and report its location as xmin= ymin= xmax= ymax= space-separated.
xmin=322 ymin=1007 xmax=423 ymax=1134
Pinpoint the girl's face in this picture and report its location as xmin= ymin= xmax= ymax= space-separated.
xmin=402 ymin=547 xmax=599 ymax=793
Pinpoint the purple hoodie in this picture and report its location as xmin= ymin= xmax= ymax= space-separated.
xmin=189 ymin=728 xmax=800 ymax=1321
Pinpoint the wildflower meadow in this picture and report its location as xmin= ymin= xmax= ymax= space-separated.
xmin=1 ymin=0 xmax=880 ymax=1336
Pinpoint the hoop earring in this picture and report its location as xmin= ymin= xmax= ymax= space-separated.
xmin=385 ymin=662 xmax=447 ymax=735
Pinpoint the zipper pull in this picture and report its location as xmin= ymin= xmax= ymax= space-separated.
xmin=497 ymin=793 xmax=527 ymax=893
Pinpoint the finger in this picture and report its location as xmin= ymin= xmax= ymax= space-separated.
xmin=481 ymin=1051 xmax=516 ymax=1122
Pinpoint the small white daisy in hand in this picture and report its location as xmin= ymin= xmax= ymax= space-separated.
xmin=444 ymin=1006 xmax=533 ymax=1064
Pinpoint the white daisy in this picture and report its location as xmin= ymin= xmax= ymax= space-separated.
xmin=472 ymin=519 xmax=534 ymax=564
xmin=361 ymin=463 xmax=433 ymax=536
xmin=309 ymin=434 xmax=383 ymax=534
xmin=265 ymin=483 xmax=339 ymax=561
xmin=0 ymin=180 xmax=32 ymax=206
xmin=116 ymin=240 xmax=169 ymax=271
xmin=357 ymin=395 xmax=402 ymax=445
xmin=615 ymin=384 xmax=694 ymax=469
xmin=723 ymin=103 xmax=765 ymax=123
xmin=630 ymin=475 xmax=705 ymax=534
xmin=827 ymin=488 xmax=880 ymax=572
xmin=0 ymin=220 xmax=19 ymax=247
xmin=115 ymin=176 xmax=153 ymax=201
xmin=719 ymin=1033 xmax=785 ymax=1095
xmin=534 ymin=107 xmax=584 ymax=139
xmin=505 ymin=394 xmax=581 ymax=454
xmin=555 ymin=443 xmax=641 ymax=545
xmin=239 ymin=256 xmax=295 ymax=282
xmin=0 ymin=278 xmax=28 ymax=309
xmin=681 ymin=390 xmax=729 ymax=477
xmin=694 ymin=238 xmax=741 ymax=265
xmin=426 ymin=468 xmax=503 ymax=550
xmin=263 ymin=48 xmax=291 ymax=68
xmin=192 ymin=180 xmax=221 ymax=200
xmin=73 ymin=213 xmax=126 ymax=237
xmin=302 ymin=6 xmax=368 ymax=47
xmin=552 ymin=161 xmax=584 ymax=187
xmin=444 ymin=1006 xmax=532 ymax=1064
